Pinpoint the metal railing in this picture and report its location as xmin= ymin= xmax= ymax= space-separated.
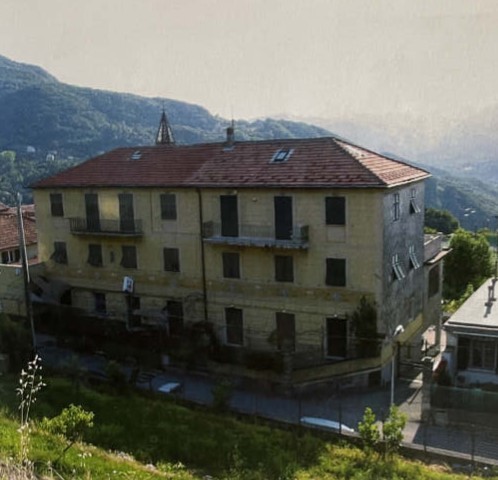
xmin=69 ymin=217 xmax=143 ymax=236
xmin=202 ymin=221 xmax=309 ymax=249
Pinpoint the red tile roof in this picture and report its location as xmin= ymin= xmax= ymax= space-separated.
xmin=32 ymin=137 xmax=429 ymax=190
xmin=0 ymin=205 xmax=37 ymax=251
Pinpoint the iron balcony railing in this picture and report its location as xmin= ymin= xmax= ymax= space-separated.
xmin=69 ymin=217 xmax=144 ymax=236
xmin=202 ymin=221 xmax=309 ymax=249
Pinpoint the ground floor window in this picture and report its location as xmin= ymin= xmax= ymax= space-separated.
xmin=167 ymin=300 xmax=184 ymax=336
xmin=225 ymin=307 xmax=243 ymax=346
xmin=1 ymin=248 xmax=20 ymax=264
xmin=458 ymin=336 xmax=497 ymax=371
xmin=471 ymin=339 xmax=496 ymax=370
xmin=94 ymin=292 xmax=106 ymax=315
xmin=326 ymin=317 xmax=347 ymax=358
xmin=276 ymin=312 xmax=295 ymax=352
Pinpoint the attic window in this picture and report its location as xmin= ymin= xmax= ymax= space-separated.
xmin=130 ymin=150 xmax=142 ymax=160
xmin=271 ymin=148 xmax=293 ymax=163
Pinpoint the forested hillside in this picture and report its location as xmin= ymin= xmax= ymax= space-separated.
xmin=1 ymin=53 xmax=498 ymax=230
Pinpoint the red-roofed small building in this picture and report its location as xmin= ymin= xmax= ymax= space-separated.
xmin=31 ymin=117 xmax=444 ymax=388
xmin=0 ymin=203 xmax=40 ymax=317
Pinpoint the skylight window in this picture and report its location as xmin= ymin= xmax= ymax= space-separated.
xmin=271 ymin=148 xmax=293 ymax=163
xmin=130 ymin=150 xmax=142 ymax=160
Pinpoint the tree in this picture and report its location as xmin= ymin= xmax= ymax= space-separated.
xmin=358 ymin=407 xmax=380 ymax=453
xmin=382 ymin=405 xmax=407 ymax=457
xmin=41 ymin=404 xmax=94 ymax=460
xmin=443 ymin=229 xmax=493 ymax=300
xmin=424 ymin=208 xmax=459 ymax=234
xmin=349 ymin=297 xmax=379 ymax=358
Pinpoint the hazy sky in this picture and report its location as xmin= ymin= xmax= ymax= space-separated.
xmin=1 ymin=0 xmax=497 ymax=123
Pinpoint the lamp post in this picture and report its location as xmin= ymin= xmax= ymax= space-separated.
xmin=390 ymin=324 xmax=404 ymax=406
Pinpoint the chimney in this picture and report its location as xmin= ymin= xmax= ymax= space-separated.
xmin=486 ymin=279 xmax=496 ymax=307
xmin=225 ymin=120 xmax=235 ymax=148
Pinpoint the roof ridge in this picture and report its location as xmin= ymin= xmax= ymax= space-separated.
xmin=334 ymin=138 xmax=430 ymax=174
xmin=332 ymin=138 xmax=387 ymax=187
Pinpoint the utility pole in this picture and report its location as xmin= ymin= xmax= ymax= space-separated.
xmin=17 ymin=193 xmax=36 ymax=352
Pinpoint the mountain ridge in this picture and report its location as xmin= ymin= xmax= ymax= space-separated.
xmin=0 ymin=53 xmax=497 ymax=231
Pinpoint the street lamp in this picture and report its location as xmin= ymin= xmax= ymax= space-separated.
xmin=390 ymin=324 xmax=404 ymax=406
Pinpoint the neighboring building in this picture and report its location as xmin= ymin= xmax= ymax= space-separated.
xmin=31 ymin=117 xmax=435 ymax=386
xmin=444 ymin=277 xmax=498 ymax=386
xmin=0 ymin=202 xmax=39 ymax=316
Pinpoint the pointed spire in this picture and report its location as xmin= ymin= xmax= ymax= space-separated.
xmin=155 ymin=109 xmax=175 ymax=145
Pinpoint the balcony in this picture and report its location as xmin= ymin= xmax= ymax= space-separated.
xmin=69 ymin=217 xmax=143 ymax=237
xmin=202 ymin=222 xmax=309 ymax=249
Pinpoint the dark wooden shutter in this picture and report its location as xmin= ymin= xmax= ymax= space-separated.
xmin=220 ymin=195 xmax=238 ymax=237
xmin=119 ymin=193 xmax=135 ymax=232
xmin=276 ymin=312 xmax=295 ymax=351
xmin=85 ymin=193 xmax=100 ymax=232
xmin=274 ymin=196 xmax=293 ymax=240
xmin=326 ymin=317 xmax=347 ymax=357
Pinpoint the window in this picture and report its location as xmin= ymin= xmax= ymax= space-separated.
xmin=326 ymin=258 xmax=346 ymax=287
xmin=119 ymin=193 xmax=135 ymax=232
xmin=428 ymin=266 xmax=440 ymax=297
xmin=222 ymin=252 xmax=240 ymax=279
xmin=275 ymin=255 xmax=294 ymax=282
xmin=94 ymin=292 xmax=106 ymax=315
xmin=85 ymin=193 xmax=100 ymax=232
xmin=160 ymin=193 xmax=177 ymax=220
xmin=220 ymin=195 xmax=238 ymax=237
xmin=50 ymin=193 xmax=64 ymax=217
xmin=391 ymin=254 xmax=405 ymax=281
xmin=326 ymin=317 xmax=347 ymax=358
xmin=274 ymin=196 xmax=293 ymax=240
xmin=167 ymin=300 xmax=183 ymax=336
xmin=392 ymin=193 xmax=400 ymax=221
xmin=271 ymin=148 xmax=293 ymax=163
xmin=470 ymin=339 xmax=495 ymax=370
xmin=1 ymin=249 xmax=20 ymax=264
xmin=87 ymin=244 xmax=103 ymax=267
xmin=276 ymin=312 xmax=295 ymax=351
xmin=408 ymin=245 xmax=420 ymax=269
xmin=163 ymin=247 xmax=180 ymax=272
xmin=225 ymin=307 xmax=244 ymax=345
xmin=409 ymin=188 xmax=421 ymax=214
xmin=325 ymin=197 xmax=346 ymax=225
xmin=51 ymin=242 xmax=68 ymax=264
xmin=120 ymin=245 xmax=137 ymax=269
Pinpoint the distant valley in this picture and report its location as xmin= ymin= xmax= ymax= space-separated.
xmin=0 ymin=54 xmax=497 ymax=230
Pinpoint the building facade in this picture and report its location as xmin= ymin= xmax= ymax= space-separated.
xmin=32 ymin=125 xmax=432 ymax=385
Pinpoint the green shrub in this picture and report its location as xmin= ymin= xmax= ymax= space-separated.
xmin=357 ymin=407 xmax=380 ymax=453
xmin=382 ymin=405 xmax=407 ymax=457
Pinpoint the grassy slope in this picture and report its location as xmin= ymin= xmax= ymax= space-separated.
xmin=0 ymin=374 xmax=488 ymax=479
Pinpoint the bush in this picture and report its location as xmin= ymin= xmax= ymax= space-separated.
xmin=211 ymin=378 xmax=233 ymax=411
xmin=382 ymin=405 xmax=407 ymax=457
xmin=358 ymin=407 xmax=380 ymax=453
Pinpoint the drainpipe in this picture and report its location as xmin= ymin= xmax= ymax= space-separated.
xmin=197 ymin=188 xmax=208 ymax=322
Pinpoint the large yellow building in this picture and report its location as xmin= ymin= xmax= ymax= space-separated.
xmin=32 ymin=118 xmax=436 ymax=386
